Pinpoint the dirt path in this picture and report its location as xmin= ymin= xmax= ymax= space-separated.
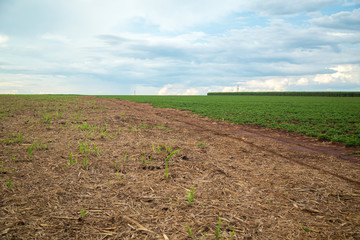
xmin=1 ymin=96 xmax=359 ymax=239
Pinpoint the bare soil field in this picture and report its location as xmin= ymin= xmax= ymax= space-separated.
xmin=1 ymin=96 xmax=359 ymax=239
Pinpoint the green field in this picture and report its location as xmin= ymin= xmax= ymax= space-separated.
xmin=100 ymin=95 xmax=360 ymax=147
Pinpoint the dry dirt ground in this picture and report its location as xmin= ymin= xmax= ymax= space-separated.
xmin=1 ymin=95 xmax=359 ymax=239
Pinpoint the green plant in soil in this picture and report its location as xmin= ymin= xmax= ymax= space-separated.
xmin=93 ymin=143 xmax=101 ymax=157
xmin=80 ymin=209 xmax=86 ymax=219
xmin=164 ymin=149 xmax=181 ymax=179
xmin=153 ymin=125 xmax=170 ymax=132
xmin=165 ymin=149 xmax=180 ymax=162
xmin=83 ymin=155 xmax=88 ymax=169
xmin=78 ymin=141 xmax=89 ymax=154
xmin=43 ymin=113 xmax=52 ymax=128
xmin=165 ymin=161 xmax=169 ymax=179
xmin=33 ymin=139 xmax=48 ymax=150
xmin=186 ymin=224 xmax=194 ymax=239
xmin=80 ymin=121 xmax=90 ymax=131
xmin=27 ymin=143 xmax=35 ymax=159
xmin=56 ymin=111 xmax=63 ymax=118
xmin=101 ymin=129 xmax=107 ymax=138
xmin=187 ymin=186 xmax=195 ymax=205
xmin=124 ymin=151 xmax=128 ymax=163
xmin=1 ymin=161 xmax=5 ymax=173
xmin=302 ymin=224 xmax=310 ymax=232
xmin=66 ymin=152 xmax=75 ymax=167
xmin=6 ymin=178 xmax=13 ymax=189
xmin=214 ymin=217 xmax=222 ymax=239
xmin=17 ymin=133 xmax=23 ymax=143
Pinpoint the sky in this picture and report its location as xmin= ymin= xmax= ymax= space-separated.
xmin=0 ymin=0 xmax=360 ymax=95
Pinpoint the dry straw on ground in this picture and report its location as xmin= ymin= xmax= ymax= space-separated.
xmin=1 ymin=95 xmax=359 ymax=239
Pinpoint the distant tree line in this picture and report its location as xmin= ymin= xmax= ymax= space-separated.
xmin=207 ymin=92 xmax=360 ymax=97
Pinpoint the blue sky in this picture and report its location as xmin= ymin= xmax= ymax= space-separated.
xmin=0 ymin=0 xmax=360 ymax=95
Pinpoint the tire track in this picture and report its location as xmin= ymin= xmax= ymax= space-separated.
xmin=163 ymin=111 xmax=360 ymax=187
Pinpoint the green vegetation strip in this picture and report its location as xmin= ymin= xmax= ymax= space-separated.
xmin=99 ymin=95 xmax=360 ymax=147
xmin=208 ymin=91 xmax=360 ymax=97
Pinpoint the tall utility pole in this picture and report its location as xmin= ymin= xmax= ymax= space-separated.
xmin=237 ymin=85 xmax=239 ymax=92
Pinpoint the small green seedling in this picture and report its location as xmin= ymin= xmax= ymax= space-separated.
xmin=83 ymin=155 xmax=88 ymax=169
xmin=17 ymin=133 xmax=23 ymax=143
xmin=165 ymin=145 xmax=172 ymax=153
xmin=78 ymin=141 xmax=89 ymax=154
xmin=153 ymin=125 xmax=170 ymax=131
xmin=69 ymin=152 xmax=74 ymax=164
xmin=67 ymin=152 xmax=76 ymax=167
xmin=93 ymin=143 xmax=101 ymax=157
xmin=81 ymin=121 xmax=90 ymax=131
xmin=43 ymin=113 xmax=52 ymax=124
xmin=6 ymin=178 xmax=13 ymax=189
xmin=164 ymin=149 xmax=181 ymax=179
xmin=56 ymin=111 xmax=62 ymax=118
xmin=215 ymin=217 xmax=222 ymax=239
xmin=139 ymin=123 xmax=149 ymax=129
xmin=101 ymin=129 xmax=107 ymax=138
xmin=164 ymin=149 xmax=181 ymax=162
xmin=124 ymin=152 xmax=128 ymax=163
xmin=100 ymin=123 xmax=108 ymax=137
xmin=186 ymin=224 xmax=193 ymax=239
xmin=187 ymin=186 xmax=195 ymax=204
xmin=165 ymin=161 xmax=169 ymax=179
xmin=80 ymin=209 xmax=86 ymax=218
xmin=230 ymin=230 xmax=235 ymax=239
xmin=141 ymin=155 xmax=145 ymax=165
xmin=302 ymin=224 xmax=310 ymax=232
xmin=27 ymin=143 xmax=34 ymax=159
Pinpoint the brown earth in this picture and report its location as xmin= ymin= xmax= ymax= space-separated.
xmin=0 ymin=95 xmax=359 ymax=239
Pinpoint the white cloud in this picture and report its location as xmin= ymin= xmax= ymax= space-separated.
xmin=209 ymin=64 xmax=360 ymax=92
xmin=158 ymin=84 xmax=172 ymax=95
xmin=0 ymin=34 xmax=8 ymax=47
xmin=183 ymin=88 xmax=199 ymax=95
xmin=314 ymin=64 xmax=360 ymax=84
xmin=246 ymin=78 xmax=289 ymax=91
xmin=0 ymin=81 xmax=23 ymax=87
xmin=344 ymin=0 xmax=360 ymax=6
xmin=0 ymin=0 xmax=342 ymax=37
xmin=245 ymin=0 xmax=340 ymax=15
xmin=157 ymin=84 xmax=209 ymax=95
xmin=0 ymin=1 xmax=359 ymax=94
xmin=311 ymin=8 xmax=360 ymax=30
xmin=0 ymin=34 xmax=8 ymax=43
xmin=296 ymin=78 xmax=309 ymax=86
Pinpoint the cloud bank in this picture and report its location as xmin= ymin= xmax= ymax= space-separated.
xmin=0 ymin=0 xmax=359 ymax=94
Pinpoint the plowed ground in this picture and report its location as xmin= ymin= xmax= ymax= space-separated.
xmin=1 ymin=96 xmax=359 ymax=239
